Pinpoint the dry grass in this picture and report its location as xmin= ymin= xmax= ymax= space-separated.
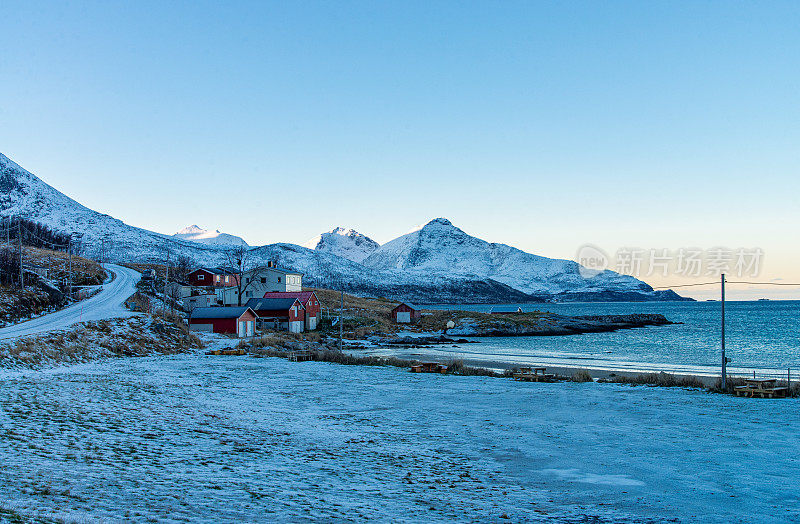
xmin=444 ymin=359 xmax=504 ymax=377
xmin=571 ymin=369 xmax=593 ymax=382
xmin=311 ymin=288 xmax=403 ymax=334
xmin=0 ymin=315 xmax=203 ymax=368
xmin=125 ymin=292 xmax=152 ymax=313
xmin=599 ymin=372 xmax=705 ymax=389
xmin=417 ymin=309 xmax=547 ymax=332
xmin=23 ymin=245 xmax=106 ymax=285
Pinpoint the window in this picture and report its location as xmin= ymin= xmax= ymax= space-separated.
xmin=260 ymin=277 xmax=266 ymax=284
xmin=198 ymin=274 xmax=205 ymax=281
xmin=225 ymin=276 xmax=230 ymax=283
xmin=277 ymin=277 xmax=281 ymax=283
xmin=215 ymin=276 xmax=220 ymax=282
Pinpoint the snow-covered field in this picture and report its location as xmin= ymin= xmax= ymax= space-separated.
xmin=0 ymin=353 xmax=797 ymax=522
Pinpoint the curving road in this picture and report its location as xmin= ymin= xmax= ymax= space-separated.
xmin=0 ymin=263 xmax=141 ymax=341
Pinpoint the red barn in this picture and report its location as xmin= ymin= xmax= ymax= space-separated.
xmin=246 ymin=297 xmax=305 ymax=333
xmin=391 ymin=302 xmax=421 ymax=324
xmin=189 ymin=306 xmax=256 ymax=337
xmin=262 ymin=291 xmax=321 ymax=330
xmin=187 ymin=267 xmax=239 ymax=288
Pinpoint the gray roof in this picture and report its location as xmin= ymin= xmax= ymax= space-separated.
xmin=246 ymin=298 xmax=301 ymax=311
xmin=190 ymin=306 xmax=252 ymax=319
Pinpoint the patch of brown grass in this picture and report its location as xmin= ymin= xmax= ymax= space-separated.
xmin=571 ymin=369 xmax=593 ymax=382
xmin=600 ymin=372 xmax=704 ymax=389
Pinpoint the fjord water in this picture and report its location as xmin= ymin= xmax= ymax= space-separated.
xmin=422 ymin=301 xmax=800 ymax=377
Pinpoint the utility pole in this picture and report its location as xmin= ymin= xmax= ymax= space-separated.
xmin=68 ymin=236 xmax=73 ymax=300
xmin=17 ymin=220 xmax=23 ymax=289
xmin=339 ymin=289 xmax=344 ymax=352
xmin=721 ymin=273 xmax=728 ymax=390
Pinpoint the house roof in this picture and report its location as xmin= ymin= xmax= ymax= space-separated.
xmin=392 ymin=302 xmax=420 ymax=311
xmin=490 ymin=306 xmax=522 ymax=313
xmin=190 ymin=306 xmax=253 ymax=319
xmin=245 ymin=297 xmax=302 ymax=311
xmin=263 ymin=291 xmax=316 ymax=303
xmin=192 ymin=267 xmax=237 ymax=275
xmin=245 ymin=266 xmax=304 ymax=276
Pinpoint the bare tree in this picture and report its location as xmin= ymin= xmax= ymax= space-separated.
xmin=175 ymin=255 xmax=193 ymax=282
xmin=224 ymin=247 xmax=271 ymax=306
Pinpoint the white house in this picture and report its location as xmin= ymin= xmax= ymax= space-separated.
xmin=184 ymin=294 xmax=217 ymax=311
xmin=216 ymin=264 xmax=304 ymax=306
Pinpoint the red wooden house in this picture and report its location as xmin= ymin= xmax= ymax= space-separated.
xmin=246 ymin=297 xmax=305 ymax=333
xmin=188 ymin=306 xmax=256 ymax=337
xmin=391 ymin=302 xmax=421 ymax=324
xmin=187 ymin=267 xmax=239 ymax=288
xmin=262 ymin=291 xmax=321 ymax=330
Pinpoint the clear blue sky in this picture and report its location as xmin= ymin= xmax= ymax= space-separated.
xmin=1 ymin=1 xmax=799 ymax=297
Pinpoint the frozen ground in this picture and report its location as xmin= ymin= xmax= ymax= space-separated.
xmin=0 ymin=353 xmax=798 ymax=523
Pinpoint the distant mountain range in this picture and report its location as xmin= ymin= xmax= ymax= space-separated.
xmin=0 ymin=152 xmax=688 ymax=303
xmin=173 ymin=225 xmax=248 ymax=247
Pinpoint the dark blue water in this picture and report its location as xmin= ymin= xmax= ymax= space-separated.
xmin=419 ymin=301 xmax=800 ymax=376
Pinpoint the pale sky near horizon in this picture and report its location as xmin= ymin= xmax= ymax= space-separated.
xmin=1 ymin=1 xmax=799 ymax=299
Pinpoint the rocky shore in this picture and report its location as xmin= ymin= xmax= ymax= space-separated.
xmin=438 ymin=312 xmax=675 ymax=337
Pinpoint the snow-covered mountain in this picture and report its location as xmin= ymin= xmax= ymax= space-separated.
xmin=304 ymin=227 xmax=379 ymax=263
xmin=363 ymin=218 xmax=650 ymax=296
xmin=0 ymin=152 xmax=687 ymax=302
xmin=0 ymin=152 xmax=229 ymax=264
xmin=174 ymin=225 xmax=248 ymax=247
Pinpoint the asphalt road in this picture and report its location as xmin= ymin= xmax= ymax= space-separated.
xmin=0 ymin=263 xmax=140 ymax=341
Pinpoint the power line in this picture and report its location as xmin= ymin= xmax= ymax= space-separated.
xmin=653 ymin=280 xmax=800 ymax=289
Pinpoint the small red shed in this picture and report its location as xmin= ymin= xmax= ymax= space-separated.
xmin=246 ymin=297 xmax=305 ymax=333
xmin=189 ymin=306 xmax=256 ymax=337
xmin=391 ymin=302 xmax=421 ymax=324
xmin=262 ymin=291 xmax=321 ymax=330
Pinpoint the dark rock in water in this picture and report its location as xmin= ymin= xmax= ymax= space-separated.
xmin=552 ymin=289 xmax=693 ymax=302
xmin=575 ymin=314 xmax=674 ymax=326
xmin=447 ymin=312 xmax=677 ymax=337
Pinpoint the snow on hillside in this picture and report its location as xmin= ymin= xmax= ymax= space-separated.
xmin=0 ymin=153 xmax=685 ymax=302
xmin=363 ymin=218 xmax=656 ymax=296
xmin=174 ymin=225 xmax=248 ymax=247
xmin=304 ymin=227 xmax=379 ymax=263
xmin=0 ymin=152 xmax=230 ymax=265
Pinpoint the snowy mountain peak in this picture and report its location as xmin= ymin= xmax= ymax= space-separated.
xmin=173 ymin=225 xmax=248 ymax=247
xmin=363 ymin=218 xmax=653 ymax=296
xmin=304 ymin=227 xmax=380 ymax=263
xmin=177 ymin=225 xmax=205 ymax=235
xmin=408 ymin=217 xmax=455 ymax=234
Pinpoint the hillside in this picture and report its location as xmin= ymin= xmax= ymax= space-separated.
xmin=0 ymin=152 xmax=687 ymax=303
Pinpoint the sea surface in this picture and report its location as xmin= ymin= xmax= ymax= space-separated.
xmin=412 ymin=300 xmax=800 ymax=378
